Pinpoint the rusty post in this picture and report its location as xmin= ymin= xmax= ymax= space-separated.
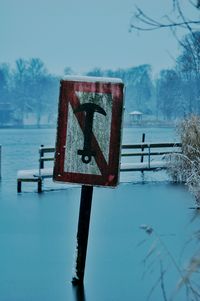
xmin=72 ymin=185 xmax=93 ymax=285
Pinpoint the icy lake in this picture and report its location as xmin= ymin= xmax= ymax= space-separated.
xmin=0 ymin=127 xmax=199 ymax=301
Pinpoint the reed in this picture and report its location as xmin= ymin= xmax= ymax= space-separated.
xmin=139 ymin=223 xmax=200 ymax=301
xmin=167 ymin=115 xmax=200 ymax=207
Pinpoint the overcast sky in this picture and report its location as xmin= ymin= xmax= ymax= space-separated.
xmin=1 ymin=0 xmax=199 ymax=76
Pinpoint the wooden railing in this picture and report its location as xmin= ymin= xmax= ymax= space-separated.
xmin=121 ymin=142 xmax=181 ymax=171
xmin=17 ymin=142 xmax=182 ymax=192
xmin=39 ymin=141 xmax=182 ymax=159
xmin=38 ymin=142 xmax=182 ymax=171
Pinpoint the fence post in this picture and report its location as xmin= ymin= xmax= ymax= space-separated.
xmin=39 ymin=144 xmax=44 ymax=169
xmin=148 ymin=144 xmax=151 ymax=168
xmin=39 ymin=144 xmax=44 ymax=179
xmin=140 ymin=133 xmax=145 ymax=163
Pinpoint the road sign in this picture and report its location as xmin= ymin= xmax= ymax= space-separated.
xmin=53 ymin=76 xmax=124 ymax=187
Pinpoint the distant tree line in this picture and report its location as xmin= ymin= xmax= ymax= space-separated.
xmin=86 ymin=31 xmax=200 ymax=122
xmin=86 ymin=64 xmax=154 ymax=116
xmin=0 ymin=30 xmax=199 ymax=126
xmin=129 ymin=0 xmax=200 ymax=122
xmin=0 ymin=58 xmax=59 ymax=127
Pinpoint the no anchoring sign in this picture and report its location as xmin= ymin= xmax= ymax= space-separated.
xmin=53 ymin=76 xmax=124 ymax=187
xmin=53 ymin=76 xmax=124 ymax=284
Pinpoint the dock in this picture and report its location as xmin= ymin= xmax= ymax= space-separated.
xmin=17 ymin=142 xmax=182 ymax=192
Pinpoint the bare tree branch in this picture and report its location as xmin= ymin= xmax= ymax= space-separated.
xmin=175 ymin=0 xmax=196 ymax=37
xmin=130 ymin=1 xmax=200 ymax=32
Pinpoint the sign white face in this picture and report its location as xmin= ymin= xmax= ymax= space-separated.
xmin=53 ymin=77 xmax=124 ymax=187
xmin=64 ymin=92 xmax=112 ymax=176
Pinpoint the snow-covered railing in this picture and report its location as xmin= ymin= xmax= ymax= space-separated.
xmin=121 ymin=142 xmax=181 ymax=171
xmin=17 ymin=145 xmax=55 ymax=193
xmin=38 ymin=145 xmax=55 ymax=170
xmin=17 ymin=142 xmax=182 ymax=192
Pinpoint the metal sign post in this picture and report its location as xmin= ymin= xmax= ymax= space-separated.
xmin=72 ymin=185 xmax=93 ymax=285
xmin=53 ymin=76 xmax=124 ymax=284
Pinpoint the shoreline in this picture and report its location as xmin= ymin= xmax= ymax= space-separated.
xmin=0 ymin=123 xmax=176 ymax=130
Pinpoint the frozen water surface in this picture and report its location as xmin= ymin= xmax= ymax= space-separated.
xmin=0 ymin=127 xmax=199 ymax=301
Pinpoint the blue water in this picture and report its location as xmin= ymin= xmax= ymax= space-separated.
xmin=0 ymin=127 xmax=199 ymax=301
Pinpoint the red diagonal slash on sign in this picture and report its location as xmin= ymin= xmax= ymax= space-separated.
xmin=70 ymin=92 xmax=109 ymax=177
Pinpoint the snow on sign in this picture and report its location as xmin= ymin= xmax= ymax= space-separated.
xmin=53 ymin=76 xmax=124 ymax=187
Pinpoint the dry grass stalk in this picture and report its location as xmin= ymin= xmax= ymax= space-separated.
xmin=167 ymin=115 xmax=200 ymax=207
xmin=139 ymin=224 xmax=200 ymax=301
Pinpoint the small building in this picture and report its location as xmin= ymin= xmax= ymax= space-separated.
xmin=129 ymin=111 xmax=143 ymax=124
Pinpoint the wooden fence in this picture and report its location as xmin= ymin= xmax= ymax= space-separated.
xmin=17 ymin=142 xmax=182 ymax=192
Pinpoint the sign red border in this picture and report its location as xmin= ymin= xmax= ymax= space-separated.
xmin=53 ymin=78 xmax=124 ymax=187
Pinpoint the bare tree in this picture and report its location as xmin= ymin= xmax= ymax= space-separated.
xmin=176 ymin=31 xmax=200 ymax=113
xmin=130 ymin=0 xmax=200 ymax=32
xmin=12 ymin=58 xmax=59 ymax=126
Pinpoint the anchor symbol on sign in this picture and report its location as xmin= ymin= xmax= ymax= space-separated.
xmin=74 ymin=103 xmax=107 ymax=164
